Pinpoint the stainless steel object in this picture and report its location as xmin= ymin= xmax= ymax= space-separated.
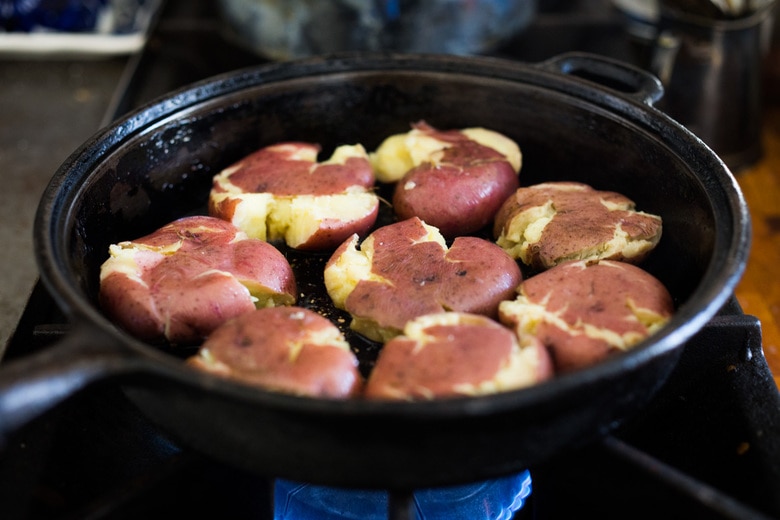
xmin=217 ymin=0 xmax=537 ymax=59
xmin=651 ymin=0 xmax=776 ymax=170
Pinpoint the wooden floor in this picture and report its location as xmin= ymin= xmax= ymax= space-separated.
xmin=733 ymin=105 xmax=780 ymax=389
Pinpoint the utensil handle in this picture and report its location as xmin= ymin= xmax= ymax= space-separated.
xmin=541 ymin=52 xmax=665 ymax=106
xmin=0 ymin=324 xmax=147 ymax=450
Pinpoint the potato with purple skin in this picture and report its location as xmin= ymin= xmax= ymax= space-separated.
xmin=370 ymin=121 xmax=521 ymax=238
xmin=498 ymin=259 xmax=674 ymax=373
xmin=494 ymin=181 xmax=663 ymax=270
xmin=99 ymin=216 xmax=297 ymax=345
xmin=209 ymin=142 xmax=379 ymax=251
xmin=324 ymin=216 xmax=523 ymax=342
xmin=188 ymin=307 xmax=363 ymax=398
xmin=365 ymin=312 xmax=553 ymax=401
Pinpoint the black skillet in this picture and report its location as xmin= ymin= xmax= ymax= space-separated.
xmin=0 ymin=53 xmax=750 ymax=490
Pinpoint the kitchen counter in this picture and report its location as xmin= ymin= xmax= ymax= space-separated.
xmin=0 ymin=58 xmax=127 ymax=353
xmin=734 ymin=105 xmax=780 ymax=389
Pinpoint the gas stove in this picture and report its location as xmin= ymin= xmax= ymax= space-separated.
xmin=2 ymin=285 xmax=779 ymax=519
xmin=1 ymin=1 xmax=779 ymax=518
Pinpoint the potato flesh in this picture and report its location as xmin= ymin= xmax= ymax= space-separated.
xmin=298 ymin=192 xmax=375 ymax=246
xmin=101 ymin=244 xmax=161 ymax=286
xmin=370 ymin=132 xmax=439 ymax=183
xmin=461 ymin=127 xmax=522 ymax=172
xmin=211 ymin=191 xmax=275 ymax=241
xmin=495 ymin=200 xmax=555 ymax=264
xmin=323 ymin=234 xmax=377 ymax=309
xmin=212 ymin=185 xmax=378 ymax=249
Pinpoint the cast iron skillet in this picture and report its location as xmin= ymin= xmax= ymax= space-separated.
xmin=0 ymin=53 xmax=750 ymax=490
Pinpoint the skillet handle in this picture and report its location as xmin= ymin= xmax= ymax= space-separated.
xmin=0 ymin=322 xmax=151 ymax=450
xmin=540 ymin=52 xmax=665 ymax=107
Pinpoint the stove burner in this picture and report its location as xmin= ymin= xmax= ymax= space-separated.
xmin=274 ymin=470 xmax=531 ymax=519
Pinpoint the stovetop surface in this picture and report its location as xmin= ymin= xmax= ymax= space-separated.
xmin=2 ymin=1 xmax=780 ymax=518
xmin=3 ymin=288 xmax=779 ymax=519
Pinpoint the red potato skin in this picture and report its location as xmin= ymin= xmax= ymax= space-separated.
xmin=208 ymin=196 xmax=238 ymax=226
xmin=189 ymin=307 xmax=363 ymax=398
xmin=294 ymin=205 xmax=379 ymax=252
xmin=392 ymin=124 xmax=519 ymax=238
xmin=100 ymin=263 xmax=170 ymax=342
xmin=365 ymin=319 xmax=514 ymax=399
xmin=211 ymin=143 xmax=375 ymax=195
xmin=500 ymin=260 xmax=674 ymax=372
xmin=332 ymin=217 xmax=522 ymax=335
xmin=99 ymin=216 xmax=296 ymax=345
xmin=100 ymin=266 xmax=256 ymax=345
xmin=365 ymin=314 xmax=553 ymax=400
xmin=209 ymin=142 xmax=379 ymax=251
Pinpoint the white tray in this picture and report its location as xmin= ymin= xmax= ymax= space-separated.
xmin=0 ymin=0 xmax=162 ymax=58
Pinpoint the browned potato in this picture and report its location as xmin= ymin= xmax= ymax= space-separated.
xmin=324 ymin=217 xmax=523 ymax=342
xmin=188 ymin=307 xmax=362 ymax=398
xmin=209 ymin=142 xmax=379 ymax=251
xmin=370 ymin=121 xmax=521 ymax=238
xmin=364 ymin=312 xmax=553 ymax=400
xmin=498 ymin=259 xmax=674 ymax=373
xmin=494 ymin=181 xmax=662 ymax=270
xmin=99 ymin=216 xmax=296 ymax=345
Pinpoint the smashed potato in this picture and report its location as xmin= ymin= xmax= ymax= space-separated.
xmin=494 ymin=182 xmax=662 ymax=270
xmin=371 ymin=121 xmax=521 ymax=237
xmin=209 ymin=142 xmax=379 ymax=251
xmin=365 ymin=312 xmax=553 ymax=401
xmin=324 ymin=217 xmax=523 ymax=342
xmin=188 ymin=307 xmax=362 ymax=398
xmin=99 ymin=216 xmax=296 ymax=345
xmin=499 ymin=259 xmax=673 ymax=373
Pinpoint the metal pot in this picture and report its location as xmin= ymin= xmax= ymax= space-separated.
xmin=217 ymin=0 xmax=537 ymax=59
xmin=0 ymin=53 xmax=750 ymax=491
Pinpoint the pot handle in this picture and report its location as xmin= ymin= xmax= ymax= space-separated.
xmin=540 ymin=52 xmax=664 ymax=106
xmin=0 ymin=321 xmax=154 ymax=450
